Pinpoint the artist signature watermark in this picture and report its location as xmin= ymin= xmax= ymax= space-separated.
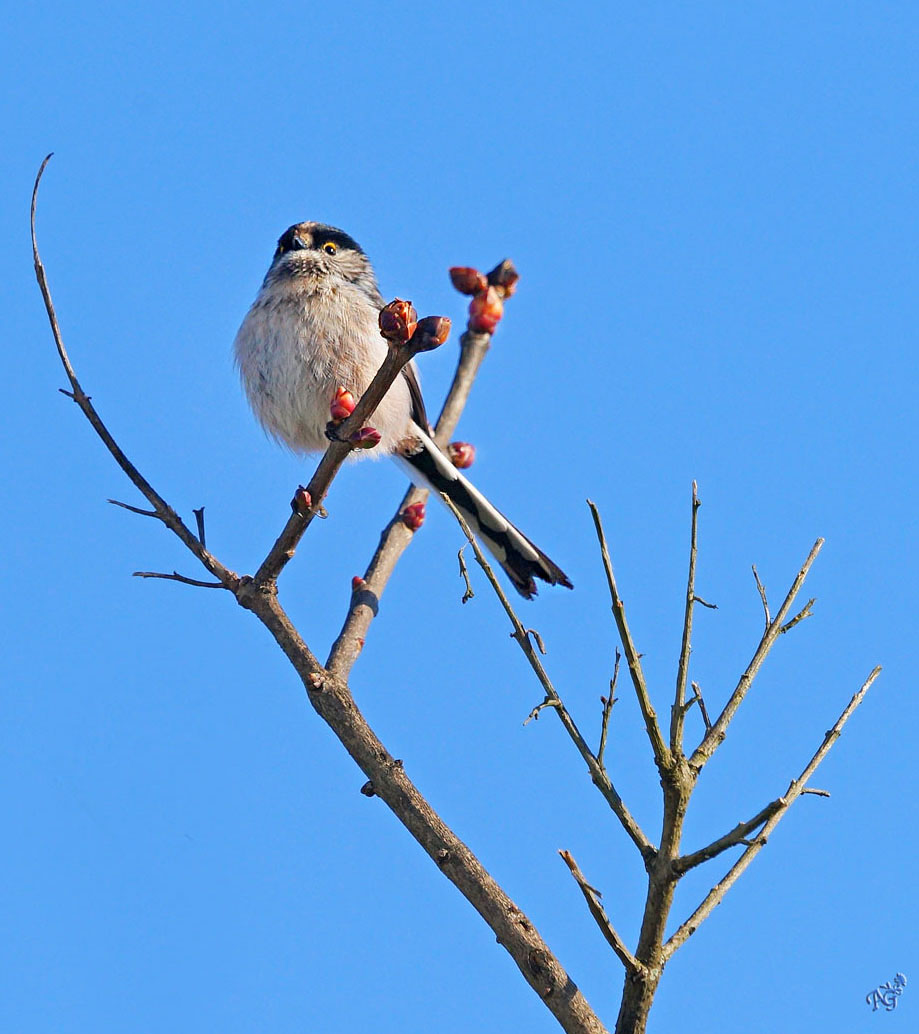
xmin=866 ymin=973 xmax=907 ymax=1012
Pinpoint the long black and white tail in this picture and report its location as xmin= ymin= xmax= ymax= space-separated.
xmin=397 ymin=427 xmax=573 ymax=599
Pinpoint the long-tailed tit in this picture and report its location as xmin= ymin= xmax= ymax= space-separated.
xmin=233 ymin=222 xmax=572 ymax=598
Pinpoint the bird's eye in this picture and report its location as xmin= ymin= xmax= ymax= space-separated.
xmin=322 ymin=241 xmax=339 ymax=256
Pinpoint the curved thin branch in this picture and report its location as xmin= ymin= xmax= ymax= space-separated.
xmin=31 ymin=156 xmax=240 ymax=592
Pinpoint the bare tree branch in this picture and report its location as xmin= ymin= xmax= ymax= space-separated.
xmin=559 ymin=850 xmax=640 ymax=974
xmin=670 ymin=481 xmax=701 ymax=756
xmin=442 ymin=495 xmax=655 ymax=863
xmin=664 ymin=665 xmax=881 ymax=958
xmin=326 ymin=326 xmax=493 ymax=678
xmin=688 ymin=538 xmax=824 ymax=772
xmin=587 ymin=500 xmax=672 ymax=776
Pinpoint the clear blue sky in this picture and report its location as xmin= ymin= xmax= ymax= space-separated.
xmin=3 ymin=3 xmax=914 ymax=1032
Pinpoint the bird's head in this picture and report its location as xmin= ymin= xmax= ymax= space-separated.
xmin=267 ymin=222 xmax=381 ymax=303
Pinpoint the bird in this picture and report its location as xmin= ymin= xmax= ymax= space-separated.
xmin=233 ymin=221 xmax=572 ymax=598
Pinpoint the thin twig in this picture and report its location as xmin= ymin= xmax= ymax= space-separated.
xmin=587 ymin=500 xmax=672 ymax=775
xmin=752 ymin=564 xmax=770 ymax=628
xmin=525 ymin=628 xmax=547 ymax=655
xmin=689 ymin=539 xmax=824 ymax=772
xmin=559 ymin=850 xmax=640 ymax=974
xmin=671 ymin=481 xmax=701 ymax=756
xmin=597 ymin=650 xmax=621 ymax=771
xmin=192 ymin=507 xmax=206 ymax=547
xmin=780 ymin=598 xmax=815 ymax=634
xmin=443 ymin=495 xmax=655 ymax=862
xmin=801 ymin=787 xmax=830 ymax=798
xmin=690 ymin=682 xmax=712 ymax=731
xmin=524 ymin=698 xmax=561 ymax=724
xmin=457 ymin=545 xmax=475 ymax=604
xmin=664 ymin=665 xmax=881 ymax=958
xmin=133 ymin=571 xmax=227 ymax=589
xmin=108 ymin=498 xmax=158 ymax=518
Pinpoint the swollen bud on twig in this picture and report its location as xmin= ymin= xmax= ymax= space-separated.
xmin=352 ymin=575 xmax=366 ymax=592
xmin=447 ymin=441 xmax=476 ymax=469
xmin=468 ymin=286 xmax=504 ymax=333
xmin=401 ymin=501 xmax=426 ymax=531
xmin=379 ymin=299 xmax=418 ymax=343
xmin=486 ymin=259 xmax=519 ymax=298
xmin=291 ymin=486 xmax=312 ymax=516
xmin=330 ymin=386 xmax=356 ymax=422
xmin=350 ymin=427 xmax=382 ymax=450
xmin=449 ymin=266 xmax=488 ymax=295
xmin=410 ymin=315 xmax=451 ymax=352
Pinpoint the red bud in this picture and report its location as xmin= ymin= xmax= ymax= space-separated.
xmin=487 ymin=259 xmax=519 ymax=298
xmin=447 ymin=441 xmax=476 ymax=469
xmin=411 ymin=315 xmax=451 ymax=352
xmin=352 ymin=575 xmax=366 ymax=592
xmin=449 ymin=266 xmax=488 ymax=295
xmin=330 ymin=386 xmax=356 ymax=421
xmin=350 ymin=427 xmax=382 ymax=450
xmin=291 ymin=486 xmax=312 ymax=516
xmin=468 ymin=286 xmax=504 ymax=333
xmin=402 ymin=501 xmax=426 ymax=531
xmin=379 ymin=299 xmax=418 ymax=343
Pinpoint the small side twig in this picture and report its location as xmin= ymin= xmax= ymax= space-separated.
xmin=559 ymin=850 xmax=640 ymax=974
xmin=752 ymin=564 xmax=770 ymax=628
xmin=597 ymin=649 xmax=621 ymax=770
xmin=780 ymin=598 xmax=816 ymax=634
xmin=133 ymin=570 xmax=227 ymax=589
xmin=524 ymin=628 xmax=547 ymax=655
xmin=192 ymin=506 xmax=206 ymax=547
xmin=108 ymin=498 xmax=159 ymax=519
xmin=690 ymin=681 xmax=712 ymax=731
xmin=524 ymin=698 xmax=561 ymax=724
xmin=457 ymin=545 xmax=475 ymax=604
